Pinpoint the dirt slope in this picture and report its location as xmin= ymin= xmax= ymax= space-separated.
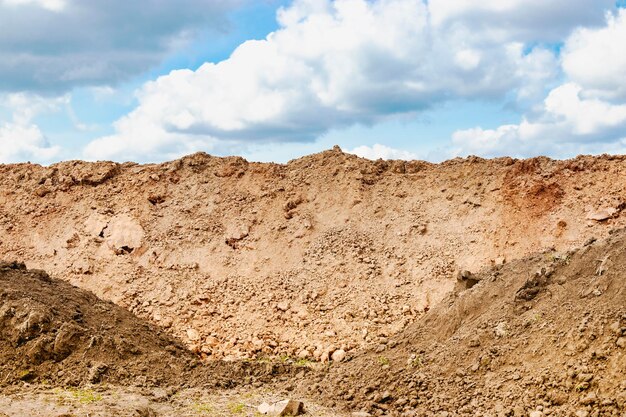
xmin=1 ymin=149 xmax=625 ymax=360
xmin=0 ymin=261 xmax=194 ymax=387
xmin=302 ymin=230 xmax=626 ymax=416
xmin=0 ymin=262 xmax=293 ymax=391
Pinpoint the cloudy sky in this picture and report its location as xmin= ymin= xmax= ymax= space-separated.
xmin=1 ymin=0 xmax=626 ymax=164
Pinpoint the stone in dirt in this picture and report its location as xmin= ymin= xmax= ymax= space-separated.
xmin=257 ymin=400 xmax=304 ymax=416
xmin=331 ymin=349 xmax=347 ymax=362
xmin=103 ymin=214 xmax=144 ymax=254
xmin=586 ymin=207 xmax=617 ymax=221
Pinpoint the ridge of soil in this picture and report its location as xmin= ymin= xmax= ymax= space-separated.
xmin=1 ymin=149 xmax=626 ymax=361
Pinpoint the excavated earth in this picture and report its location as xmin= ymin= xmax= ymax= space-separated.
xmin=0 ymin=149 xmax=625 ymax=416
xmin=0 ymin=261 xmax=297 ymax=390
xmin=1 ymin=149 xmax=625 ymax=361
xmin=298 ymin=229 xmax=626 ymax=416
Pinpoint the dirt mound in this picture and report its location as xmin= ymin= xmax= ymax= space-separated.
xmin=302 ymin=230 xmax=626 ymax=416
xmin=0 ymin=261 xmax=198 ymax=387
xmin=0 ymin=262 xmax=294 ymax=390
xmin=1 ymin=150 xmax=626 ymax=360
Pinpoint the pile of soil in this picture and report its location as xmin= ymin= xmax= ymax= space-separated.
xmin=300 ymin=230 xmax=626 ymax=416
xmin=0 ymin=262 xmax=293 ymax=389
xmin=1 ymin=149 xmax=625 ymax=361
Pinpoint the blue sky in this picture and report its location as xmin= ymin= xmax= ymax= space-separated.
xmin=1 ymin=0 xmax=625 ymax=164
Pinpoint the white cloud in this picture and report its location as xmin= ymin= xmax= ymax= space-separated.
xmin=0 ymin=123 xmax=60 ymax=163
xmin=349 ymin=144 xmax=419 ymax=160
xmin=451 ymin=9 xmax=626 ymax=159
xmin=429 ymin=0 xmax=614 ymax=41
xmin=3 ymin=93 xmax=69 ymax=125
xmin=2 ymin=0 xmax=66 ymax=12
xmin=562 ymin=9 xmax=626 ymax=99
xmin=85 ymin=0 xmax=584 ymax=161
xmin=451 ymin=84 xmax=626 ymax=158
xmin=0 ymin=93 xmax=66 ymax=163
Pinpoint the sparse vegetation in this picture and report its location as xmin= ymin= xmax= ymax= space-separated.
xmin=228 ymin=402 xmax=246 ymax=414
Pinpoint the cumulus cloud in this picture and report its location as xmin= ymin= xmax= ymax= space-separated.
xmin=2 ymin=0 xmax=66 ymax=12
xmin=0 ymin=93 xmax=70 ymax=163
xmin=349 ymin=144 xmax=419 ymax=161
xmin=429 ymin=0 xmax=614 ymax=41
xmin=562 ymin=10 xmax=626 ymax=100
xmin=0 ymin=123 xmax=60 ymax=163
xmin=0 ymin=93 xmax=66 ymax=163
xmin=85 ymin=0 xmax=594 ymax=161
xmin=0 ymin=0 xmax=237 ymax=93
xmin=451 ymin=9 xmax=626 ymax=159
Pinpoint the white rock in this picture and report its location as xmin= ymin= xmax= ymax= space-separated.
xmin=331 ymin=349 xmax=346 ymax=362
xmin=586 ymin=207 xmax=617 ymax=221
xmin=274 ymin=400 xmax=304 ymax=416
xmin=258 ymin=400 xmax=304 ymax=416
xmin=494 ymin=322 xmax=508 ymax=338
xmin=276 ymin=301 xmax=290 ymax=312
xmin=186 ymin=328 xmax=200 ymax=341
xmin=258 ymin=402 xmax=273 ymax=415
xmin=103 ymin=214 xmax=144 ymax=252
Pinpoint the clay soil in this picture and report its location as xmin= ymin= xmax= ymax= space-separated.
xmin=0 ymin=149 xmax=625 ymax=416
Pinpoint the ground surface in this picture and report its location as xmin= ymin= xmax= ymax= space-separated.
xmin=0 ymin=385 xmax=345 ymax=417
xmin=1 ymin=150 xmax=625 ymax=416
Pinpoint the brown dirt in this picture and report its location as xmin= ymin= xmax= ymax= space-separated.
xmin=299 ymin=229 xmax=626 ymax=416
xmin=1 ymin=149 xmax=625 ymax=362
xmin=1 ymin=149 xmax=626 ymax=416
xmin=0 ymin=261 xmax=298 ymax=391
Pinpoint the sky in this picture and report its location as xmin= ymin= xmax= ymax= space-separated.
xmin=1 ymin=0 xmax=626 ymax=164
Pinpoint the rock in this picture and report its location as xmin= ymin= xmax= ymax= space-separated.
xmin=529 ymin=411 xmax=543 ymax=417
xmin=616 ymin=337 xmax=625 ymax=348
xmin=87 ymin=362 xmax=108 ymax=383
xmin=494 ymin=322 xmax=508 ymax=338
xmin=135 ymin=406 xmax=158 ymax=417
xmin=103 ymin=214 xmax=144 ymax=254
xmin=609 ymin=321 xmax=622 ymax=334
xmin=276 ymin=301 xmax=290 ymax=312
xmin=258 ymin=400 xmax=304 ymax=416
xmin=468 ymin=336 xmax=481 ymax=347
xmin=186 ymin=328 xmax=200 ymax=341
xmin=575 ymin=410 xmax=589 ymax=417
xmin=579 ymin=392 xmax=597 ymax=405
xmin=586 ymin=207 xmax=617 ymax=221
xmin=258 ymin=402 xmax=273 ymax=414
xmin=297 ymin=349 xmax=310 ymax=359
xmin=224 ymin=223 xmax=250 ymax=248
xmin=351 ymin=412 xmax=373 ymax=417
xmin=275 ymin=400 xmax=304 ymax=416
xmin=331 ymin=349 xmax=347 ymax=362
